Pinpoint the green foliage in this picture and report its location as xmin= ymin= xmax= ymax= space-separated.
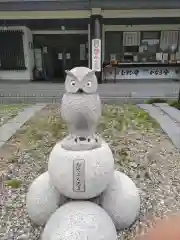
xmin=0 ymin=104 xmax=30 ymax=126
xmin=145 ymin=98 xmax=168 ymax=104
xmin=6 ymin=179 xmax=22 ymax=188
xmin=16 ymin=105 xmax=160 ymax=164
xmin=23 ymin=115 xmax=67 ymax=145
xmin=170 ymin=101 xmax=180 ymax=110
xmin=98 ymin=104 xmax=159 ymax=135
xmin=2 ymin=104 xmax=163 ymax=174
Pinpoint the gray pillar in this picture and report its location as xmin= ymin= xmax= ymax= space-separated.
xmin=90 ymin=15 xmax=102 ymax=84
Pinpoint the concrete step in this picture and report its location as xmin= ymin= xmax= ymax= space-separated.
xmin=0 ymin=104 xmax=46 ymax=148
xmin=153 ymin=103 xmax=180 ymax=124
xmin=138 ymin=104 xmax=180 ymax=151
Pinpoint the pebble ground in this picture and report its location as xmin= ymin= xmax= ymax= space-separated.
xmin=0 ymin=104 xmax=180 ymax=240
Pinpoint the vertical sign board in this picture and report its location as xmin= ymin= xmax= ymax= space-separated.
xmin=58 ymin=53 xmax=63 ymax=60
xmin=73 ymin=159 xmax=85 ymax=192
xmin=92 ymin=39 xmax=101 ymax=72
xmin=34 ymin=49 xmax=43 ymax=70
xmin=80 ymin=44 xmax=86 ymax=60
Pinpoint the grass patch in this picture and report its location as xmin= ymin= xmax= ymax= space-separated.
xmin=24 ymin=115 xmax=67 ymax=145
xmin=18 ymin=104 xmax=160 ymax=148
xmin=98 ymin=104 xmax=159 ymax=135
xmin=145 ymin=98 xmax=168 ymax=104
xmin=169 ymin=100 xmax=180 ymax=110
xmin=3 ymin=104 xmax=160 ymax=171
xmin=0 ymin=104 xmax=29 ymax=126
xmin=144 ymin=98 xmax=180 ymax=110
xmin=6 ymin=179 xmax=22 ymax=189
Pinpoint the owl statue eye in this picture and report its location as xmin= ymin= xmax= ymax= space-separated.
xmin=71 ymin=80 xmax=76 ymax=86
xmin=87 ymin=81 xmax=92 ymax=87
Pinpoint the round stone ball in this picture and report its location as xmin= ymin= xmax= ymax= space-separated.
xmin=41 ymin=201 xmax=118 ymax=240
xmin=26 ymin=171 xmax=67 ymax=225
xmin=48 ymin=140 xmax=114 ymax=199
xmin=100 ymin=170 xmax=140 ymax=230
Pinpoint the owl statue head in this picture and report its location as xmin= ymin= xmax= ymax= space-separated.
xmin=64 ymin=67 xmax=98 ymax=94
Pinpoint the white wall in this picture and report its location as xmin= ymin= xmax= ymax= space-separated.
xmin=0 ymin=26 xmax=34 ymax=81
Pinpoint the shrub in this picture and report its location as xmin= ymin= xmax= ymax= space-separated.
xmin=170 ymin=101 xmax=180 ymax=110
xmin=145 ymin=98 xmax=168 ymax=104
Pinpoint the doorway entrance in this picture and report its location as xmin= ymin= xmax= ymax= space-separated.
xmin=33 ymin=34 xmax=88 ymax=81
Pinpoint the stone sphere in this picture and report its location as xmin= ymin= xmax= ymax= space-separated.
xmin=26 ymin=172 xmax=67 ymax=225
xmin=100 ymin=171 xmax=140 ymax=230
xmin=41 ymin=201 xmax=118 ymax=240
xmin=48 ymin=140 xmax=114 ymax=199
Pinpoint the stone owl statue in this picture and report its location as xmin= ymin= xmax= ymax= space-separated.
xmin=61 ymin=66 xmax=102 ymax=151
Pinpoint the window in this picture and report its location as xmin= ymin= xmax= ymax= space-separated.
xmin=123 ymin=32 xmax=140 ymax=46
xmin=139 ymin=31 xmax=160 ymax=62
xmin=160 ymin=31 xmax=179 ymax=51
xmin=0 ymin=31 xmax=26 ymax=70
xmin=124 ymin=46 xmax=139 ymax=53
xmin=141 ymin=31 xmax=160 ymax=40
xmin=105 ymin=31 xmax=123 ymax=61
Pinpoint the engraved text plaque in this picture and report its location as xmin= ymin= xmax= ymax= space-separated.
xmin=73 ymin=159 xmax=85 ymax=192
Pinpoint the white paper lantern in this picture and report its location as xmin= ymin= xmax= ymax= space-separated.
xmin=48 ymin=140 xmax=114 ymax=199
xmin=100 ymin=171 xmax=140 ymax=230
xmin=41 ymin=201 xmax=118 ymax=240
xmin=26 ymin=172 xmax=67 ymax=225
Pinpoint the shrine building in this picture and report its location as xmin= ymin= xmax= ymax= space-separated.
xmin=0 ymin=0 xmax=180 ymax=83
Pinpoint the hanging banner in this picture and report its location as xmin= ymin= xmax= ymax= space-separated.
xmin=92 ymin=38 xmax=101 ymax=72
xmin=42 ymin=46 xmax=48 ymax=53
xmin=80 ymin=44 xmax=86 ymax=60
xmin=34 ymin=49 xmax=43 ymax=70
xmin=58 ymin=53 xmax=62 ymax=60
xmin=66 ymin=53 xmax=71 ymax=59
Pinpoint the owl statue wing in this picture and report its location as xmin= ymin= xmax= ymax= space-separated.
xmin=61 ymin=93 xmax=102 ymax=137
xmin=92 ymin=93 xmax=102 ymax=122
xmin=61 ymin=93 xmax=75 ymax=125
xmin=61 ymin=93 xmax=101 ymax=122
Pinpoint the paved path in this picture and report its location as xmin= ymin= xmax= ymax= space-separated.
xmin=138 ymin=103 xmax=180 ymax=151
xmin=0 ymin=103 xmax=46 ymax=148
xmin=0 ymin=80 xmax=179 ymax=103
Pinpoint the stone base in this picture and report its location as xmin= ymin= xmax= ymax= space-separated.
xmin=26 ymin=172 xmax=67 ymax=225
xmin=100 ymin=171 xmax=140 ymax=230
xmin=41 ymin=201 xmax=118 ymax=240
xmin=48 ymin=139 xmax=114 ymax=199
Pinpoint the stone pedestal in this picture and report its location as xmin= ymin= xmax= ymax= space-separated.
xmin=41 ymin=201 xmax=118 ymax=240
xmin=48 ymin=140 xmax=114 ymax=199
xmin=26 ymin=66 xmax=141 ymax=240
xmin=100 ymin=171 xmax=140 ymax=230
xmin=26 ymin=172 xmax=67 ymax=225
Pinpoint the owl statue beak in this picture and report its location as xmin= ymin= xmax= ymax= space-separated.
xmin=77 ymin=88 xmax=84 ymax=93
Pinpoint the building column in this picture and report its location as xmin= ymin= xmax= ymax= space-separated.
xmin=90 ymin=14 xmax=103 ymax=83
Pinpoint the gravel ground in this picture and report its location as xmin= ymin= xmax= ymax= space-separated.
xmin=0 ymin=104 xmax=180 ymax=240
xmin=0 ymin=104 xmax=28 ymax=127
